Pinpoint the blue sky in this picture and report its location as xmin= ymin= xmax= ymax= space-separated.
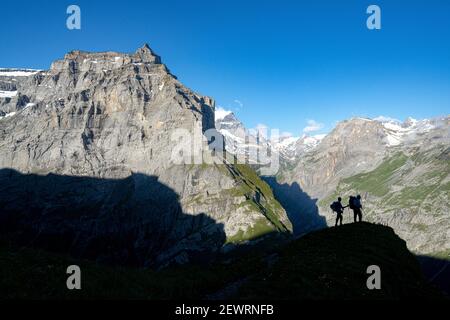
xmin=1 ymin=0 xmax=449 ymax=136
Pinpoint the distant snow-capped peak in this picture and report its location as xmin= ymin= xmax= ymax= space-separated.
xmin=301 ymin=134 xmax=327 ymax=148
xmin=214 ymin=108 xmax=328 ymax=160
xmin=215 ymin=107 xmax=233 ymax=121
xmin=375 ymin=116 xmax=435 ymax=132
xmin=373 ymin=116 xmax=436 ymax=146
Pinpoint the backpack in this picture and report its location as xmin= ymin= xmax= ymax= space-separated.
xmin=349 ymin=196 xmax=356 ymax=210
xmin=330 ymin=201 xmax=340 ymax=213
xmin=354 ymin=198 xmax=362 ymax=209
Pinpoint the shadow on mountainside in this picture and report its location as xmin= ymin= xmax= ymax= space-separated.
xmin=417 ymin=255 xmax=450 ymax=297
xmin=0 ymin=168 xmax=226 ymax=268
xmin=263 ymin=177 xmax=327 ymax=236
xmin=1 ymin=219 xmax=446 ymax=299
xmin=234 ymin=222 xmax=443 ymax=299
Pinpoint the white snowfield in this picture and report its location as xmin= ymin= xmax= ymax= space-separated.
xmin=0 ymin=69 xmax=41 ymax=77
xmin=215 ymin=107 xmax=232 ymax=121
xmin=375 ymin=117 xmax=436 ymax=147
xmin=273 ymin=136 xmax=300 ymax=151
xmin=0 ymin=90 xmax=18 ymax=98
xmin=271 ymin=134 xmax=327 ymax=156
xmin=302 ymin=134 xmax=326 ymax=148
xmin=0 ymin=112 xmax=16 ymax=120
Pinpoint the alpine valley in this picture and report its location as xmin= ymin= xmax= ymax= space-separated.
xmin=216 ymin=109 xmax=450 ymax=257
xmin=0 ymin=45 xmax=449 ymax=299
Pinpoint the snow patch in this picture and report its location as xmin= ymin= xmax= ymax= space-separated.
xmin=0 ymin=69 xmax=40 ymax=77
xmin=385 ymin=133 xmax=402 ymax=146
xmin=375 ymin=116 xmax=436 ymax=147
xmin=277 ymin=136 xmax=300 ymax=148
xmin=215 ymin=107 xmax=233 ymax=121
xmin=354 ymin=117 xmax=372 ymax=122
xmin=220 ymin=129 xmax=245 ymax=144
xmin=374 ymin=116 xmax=401 ymax=124
xmin=313 ymin=134 xmax=327 ymax=141
xmin=0 ymin=112 xmax=16 ymax=120
xmin=383 ymin=122 xmax=408 ymax=132
xmin=0 ymin=91 xmax=17 ymax=98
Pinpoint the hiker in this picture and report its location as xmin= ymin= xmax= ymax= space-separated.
xmin=330 ymin=197 xmax=347 ymax=226
xmin=349 ymin=195 xmax=363 ymax=222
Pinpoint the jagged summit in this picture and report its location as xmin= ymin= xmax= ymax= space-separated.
xmin=51 ymin=44 xmax=166 ymax=75
xmin=62 ymin=44 xmax=161 ymax=62
xmin=134 ymin=43 xmax=162 ymax=64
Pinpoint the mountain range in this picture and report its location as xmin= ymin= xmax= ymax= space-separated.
xmin=0 ymin=44 xmax=448 ymax=268
xmin=216 ymin=109 xmax=450 ymax=256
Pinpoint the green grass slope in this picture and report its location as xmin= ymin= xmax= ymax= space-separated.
xmin=318 ymin=147 xmax=450 ymax=255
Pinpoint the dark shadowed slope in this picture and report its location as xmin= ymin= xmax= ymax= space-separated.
xmin=263 ymin=177 xmax=327 ymax=235
xmin=0 ymin=168 xmax=225 ymax=268
xmin=418 ymin=255 xmax=450 ymax=296
xmin=1 ymin=222 xmax=444 ymax=299
xmin=236 ymin=222 xmax=443 ymax=299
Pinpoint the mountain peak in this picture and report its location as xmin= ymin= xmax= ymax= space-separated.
xmin=215 ymin=108 xmax=233 ymax=121
xmin=403 ymin=117 xmax=418 ymax=127
xmin=134 ymin=43 xmax=161 ymax=64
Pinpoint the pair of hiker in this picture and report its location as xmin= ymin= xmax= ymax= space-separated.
xmin=330 ymin=195 xmax=363 ymax=226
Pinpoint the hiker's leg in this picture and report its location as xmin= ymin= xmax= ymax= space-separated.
xmin=335 ymin=216 xmax=338 ymax=226
xmin=339 ymin=214 xmax=343 ymax=225
xmin=353 ymin=211 xmax=357 ymax=223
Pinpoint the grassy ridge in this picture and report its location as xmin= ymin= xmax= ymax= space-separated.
xmin=237 ymin=222 xmax=442 ymax=299
xmin=222 ymin=162 xmax=293 ymax=243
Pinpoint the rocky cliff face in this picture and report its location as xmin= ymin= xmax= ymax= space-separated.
xmin=0 ymin=69 xmax=40 ymax=116
xmin=284 ymin=118 xmax=389 ymax=198
xmin=0 ymin=45 xmax=292 ymax=267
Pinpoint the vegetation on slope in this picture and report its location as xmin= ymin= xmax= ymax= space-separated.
xmin=184 ymin=159 xmax=292 ymax=244
xmin=221 ymin=159 xmax=293 ymax=243
xmin=318 ymin=147 xmax=450 ymax=256
xmin=320 ymin=148 xmax=449 ymax=209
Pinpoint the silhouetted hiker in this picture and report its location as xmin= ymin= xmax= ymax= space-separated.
xmin=330 ymin=197 xmax=347 ymax=226
xmin=349 ymin=195 xmax=363 ymax=222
